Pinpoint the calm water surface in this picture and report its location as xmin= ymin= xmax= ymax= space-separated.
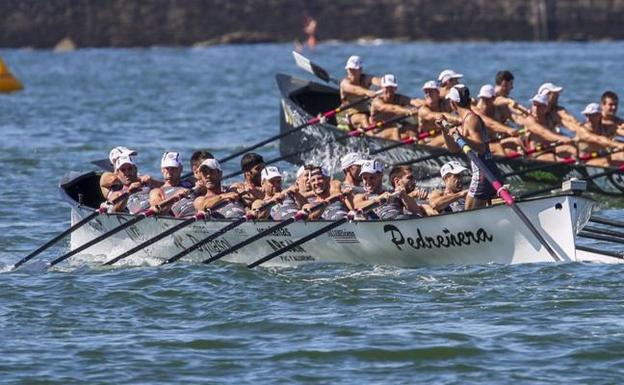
xmin=1 ymin=42 xmax=624 ymax=384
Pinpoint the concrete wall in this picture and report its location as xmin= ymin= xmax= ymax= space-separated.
xmin=1 ymin=0 xmax=623 ymax=48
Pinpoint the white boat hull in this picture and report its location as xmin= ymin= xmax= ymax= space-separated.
xmin=67 ymin=194 xmax=601 ymax=268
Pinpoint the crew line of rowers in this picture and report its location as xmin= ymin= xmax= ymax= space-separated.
xmin=339 ymin=55 xmax=624 ymax=167
xmin=99 ymin=148 xmax=472 ymax=222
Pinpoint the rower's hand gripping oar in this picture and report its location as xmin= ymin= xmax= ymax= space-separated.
xmin=247 ymin=191 xmax=401 ymax=268
xmin=201 ymin=193 xmax=348 ymax=265
xmin=440 ymin=121 xmax=562 ymax=262
xmin=218 ymin=90 xmax=381 ymax=164
xmin=10 ymin=192 xmax=131 ymax=270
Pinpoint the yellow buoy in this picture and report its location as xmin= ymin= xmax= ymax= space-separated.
xmin=0 ymin=57 xmax=24 ymax=93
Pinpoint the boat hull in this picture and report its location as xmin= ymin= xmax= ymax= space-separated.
xmin=276 ymin=74 xmax=624 ymax=196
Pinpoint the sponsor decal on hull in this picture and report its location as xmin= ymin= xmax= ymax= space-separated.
xmin=384 ymin=224 xmax=494 ymax=251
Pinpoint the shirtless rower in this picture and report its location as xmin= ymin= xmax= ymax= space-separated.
xmin=538 ymin=82 xmax=585 ymax=135
xmin=474 ymin=84 xmax=523 ymax=156
xmin=106 ymin=155 xmax=155 ymax=214
xmin=230 ymin=152 xmax=265 ymax=208
xmin=252 ymin=166 xmax=309 ymax=220
xmin=417 ymin=80 xmax=460 ymax=147
xmin=493 ymin=70 xmax=529 ymax=123
xmin=437 ymin=69 xmax=463 ymax=99
xmin=369 ymin=74 xmax=419 ymax=141
xmin=148 ymin=152 xmax=197 ymax=218
xmin=303 ymin=166 xmax=352 ymax=220
xmin=523 ymin=93 xmax=576 ymax=161
xmin=428 ymin=161 xmax=469 ymax=214
xmin=337 ymin=55 xmax=381 ymax=130
xmin=438 ymin=85 xmax=503 ymax=209
xmin=600 ymin=91 xmax=624 ymax=136
xmin=353 ymin=160 xmax=424 ymax=219
xmin=193 ymin=159 xmax=247 ymax=219
xmin=577 ymin=103 xmax=624 ymax=167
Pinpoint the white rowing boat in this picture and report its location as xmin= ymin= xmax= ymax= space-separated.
xmin=59 ymin=171 xmax=622 ymax=267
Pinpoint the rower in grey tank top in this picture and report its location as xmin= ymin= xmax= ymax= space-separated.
xmin=270 ymin=194 xmax=300 ymax=220
xmin=126 ymin=186 xmax=151 ymax=214
xmin=308 ymin=196 xmax=349 ymax=220
xmin=161 ymin=186 xmax=196 ymax=218
xmin=365 ymin=192 xmax=407 ymax=220
xmin=209 ymin=189 xmax=246 ymax=219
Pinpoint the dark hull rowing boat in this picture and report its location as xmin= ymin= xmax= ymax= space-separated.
xmin=276 ymin=74 xmax=624 ymax=196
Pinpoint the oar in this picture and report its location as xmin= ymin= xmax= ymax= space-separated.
xmin=201 ymin=195 xmax=345 ymax=265
xmin=369 ymin=128 xmax=440 ymax=156
xmin=519 ymin=164 xmax=624 ymax=198
xmin=582 ymin=225 xmax=624 ymax=239
xmin=292 ymin=51 xmax=339 ymax=85
xmin=219 ymin=92 xmax=379 ymax=163
xmin=589 ymin=215 xmax=624 ymax=229
xmin=223 ymin=113 xmax=413 ymax=180
xmin=442 ymin=123 xmax=562 ymax=262
xmin=10 ymin=192 xmax=131 ymax=270
xmin=247 ymin=192 xmax=400 ymax=268
xmin=159 ymin=200 xmax=278 ymax=265
xmin=578 ymin=231 xmax=624 ymax=245
xmin=576 ymin=244 xmax=623 ymax=260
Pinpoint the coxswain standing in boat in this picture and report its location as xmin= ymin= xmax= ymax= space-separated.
xmin=353 ymin=160 xmax=424 ymax=219
xmin=148 ymin=152 xmax=197 ymax=217
xmin=577 ymin=103 xmax=624 ymax=167
xmin=474 ymin=84 xmax=524 ymax=156
xmin=252 ymin=166 xmax=308 ymax=220
xmin=417 ymin=80 xmax=460 ymax=147
xmin=337 ymin=56 xmax=381 ymax=130
xmin=522 ymin=93 xmax=576 ymax=161
xmin=369 ymin=74 xmax=419 ymax=141
xmin=106 ymin=155 xmax=157 ymax=214
xmin=304 ymin=166 xmax=353 ymax=220
xmin=193 ymin=159 xmax=247 ymax=219
xmin=230 ymin=152 xmax=266 ymax=208
xmin=438 ymin=85 xmax=502 ymax=210
xmin=428 ymin=161 xmax=469 ymax=214
xmin=601 ymin=91 xmax=624 ymax=137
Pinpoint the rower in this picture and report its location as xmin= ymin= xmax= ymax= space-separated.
xmin=428 ymin=161 xmax=469 ymax=214
xmin=148 ymin=152 xmax=197 ymax=217
xmin=538 ymin=82 xmax=585 ymax=134
xmin=353 ymin=160 xmax=422 ymax=219
xmin=493 ymin=70 xmax=529 ymax=123
xmin=230 ymin=152 xmax=265 ymax=208
xmin=369 ymin=74 xmax=419 ymax=141
xmin=417 ymin=80 xmax=460 ymax=147
xmin=523 ymin=93 xmax=575 ymax=161
xmin=193 ymin=159 xmax=247 ymax=219
xmin=339 ymin=152 xmax=367 ymax=193
xmin=600 ymin=91 xmax=624 ymax=136
xmin=577 ymin=103 xmax=624 ymax=167
xmin=100 ymin=146 xmax=137 ymax=198
xmin=387 ymin=165 xmax=428 ymax=216
xmin=437 ymin=69 xmax=463 ymax=99
xmin=474 ymin=84 xmax=523 ymax=156
xmin=439 ymin=85 xmax=502 ymax=209
xmin=338 ymin=55 xmax=381 ymax=130
xmin=252 ymin=166 xmax=307 ymax=220
xmin=303 ymin=166 xmax=352 ymax=220
xmin=188 ymin=150 xmax=214 ymax=193
xmin=106 ymin=155 xmax=154 ymax=214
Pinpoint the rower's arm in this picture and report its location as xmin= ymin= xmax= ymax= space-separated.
xmin=409 ymin=98 xmax=425 ymax=109
xmin=340 ymin=79 xmax=377 ymax=98
xmin=557 ymin=109 xmax=583 ymax=132
xmin=476 ymin=111 xmax=517 ymax=136
xmin=524 ymin=117 xmax=571 ymax=143
xmin=371 ymin=99 xmax=413 ymax=117
xmin=419 ymin=107 xmax=461 ymax=126
xmin=429 ymin=189 xmax=467 ymax=212
xmin=399 ymin=191 xmax=427 ymax=217
xmin=194 ymin=193 xmax=234 ymax=211
xmin=370 ymin=75 xmax=382 ymax=88
xmin=577 ymin=127 xmax=624 ymax=149
xmin=496 ymin=96 xmax=529 ymax=116
xmin=149 ymin=188 xmax=165 ymax=208
xmin=353 ymin=193 xmax=376 ymax=211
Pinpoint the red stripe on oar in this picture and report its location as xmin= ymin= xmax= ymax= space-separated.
xmin=402 ymin=137 xmax=416 ymax=145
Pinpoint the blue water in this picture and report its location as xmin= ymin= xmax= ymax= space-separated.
xmin=1 ymin=42 xmax=624 ymax=384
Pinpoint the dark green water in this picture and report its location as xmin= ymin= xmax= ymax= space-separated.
xmin=1 ymin=42 xmax=624 ymax=384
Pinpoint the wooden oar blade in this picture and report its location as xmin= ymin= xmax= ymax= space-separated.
xmin=292 ymin=51 xmax=332 ymax=84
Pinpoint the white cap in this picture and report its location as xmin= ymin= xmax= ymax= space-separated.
xmin=108 ymin=146 xmax=137 ymax=165
xmin=531 ymin=93 xmax=549 ymax=106
xmin=438 ymin=69 xmax=463 ymax=84
xmin=261 ymin=166 xmax=281 ymax=181
xmin=114 ymin=154 xmax=136 ymax=171
xmin=345 ymin=55 xmax=362 ymax=70
xmin=340 ymin=152 xmax=366 ymax=170
xmin=440 ymin=161 xmax=468 ymax=178
xmin=199 ymin=158 xmax=222 ymax=171
xmin=582 ymin=102 xmax=601 ymax=115
xmin=538 ymin=82 xmax=563 ymax=95
xmin=478 ymin=84 xmax=495 ymax=99
xmin=360 ymin=159 xmax=384 ymax=175
xmin=296 ymin=165 xmax=306 ymax=179
xmin=381 ymin=74 xmax=398 ymax=88
xmin=446 ymin=86 xmax=461 ymax=103
xmin=422 ymin=80 xmax=438 ymax=91
xmin=161 ymin=151 xmax=182 ymax=169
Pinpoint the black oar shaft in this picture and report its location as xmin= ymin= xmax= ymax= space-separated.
xmin=248 ymin=218 xmax=348 ymax=268
xmin=49 ymin=211 xmax=153 ymax=267
xmin=578 ymin=231 xmax=624 ymax=245
xmin=576 ymin=244 xmax=623 ymax=259
xmin=589 ymin=215 xmax=624 ymax=228
xmin=582 ymin=225 xmax=624 ymax=239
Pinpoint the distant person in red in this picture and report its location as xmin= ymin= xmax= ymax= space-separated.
xmin=303 ymin=16 xmax=317 ymax=49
